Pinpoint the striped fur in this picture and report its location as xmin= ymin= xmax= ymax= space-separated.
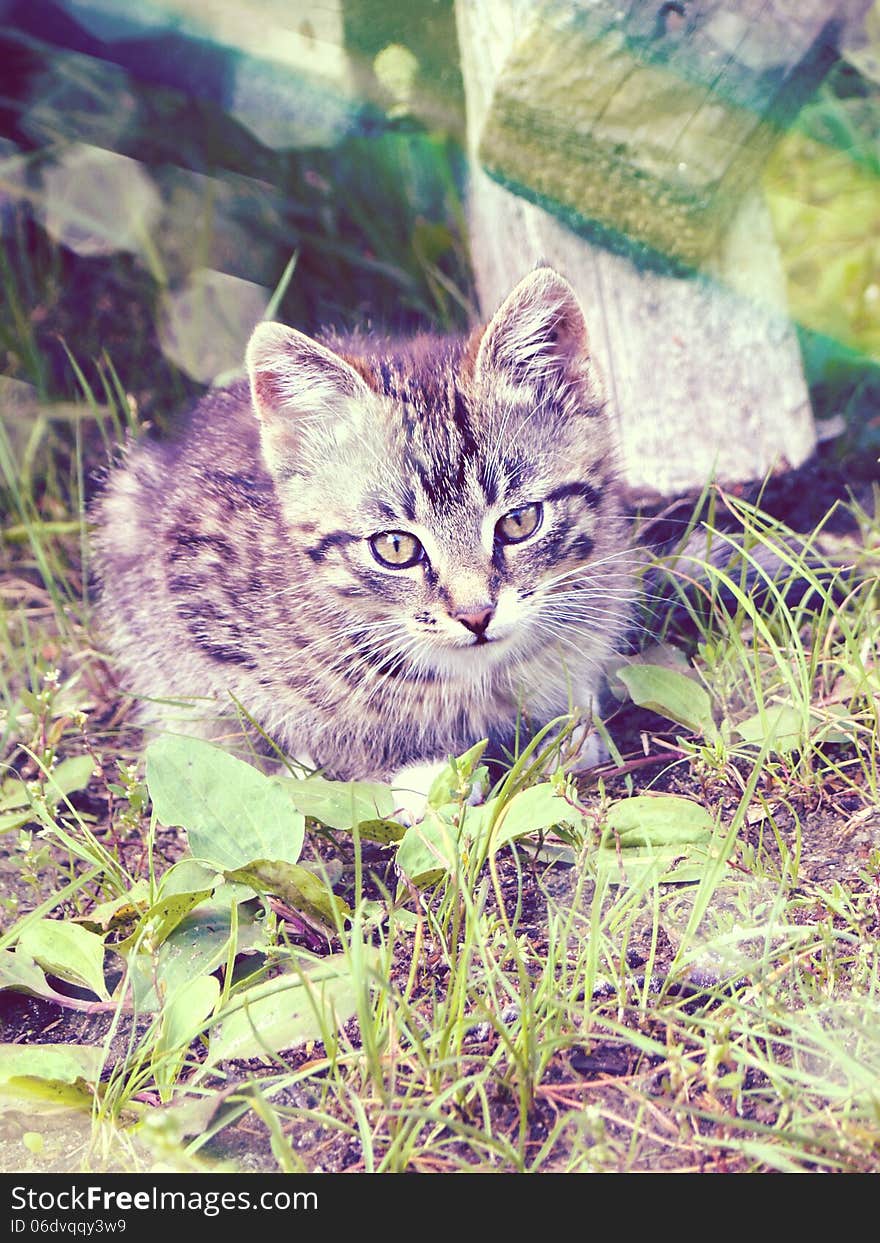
xmin=92 ymin=269 xmax=635 ymax=780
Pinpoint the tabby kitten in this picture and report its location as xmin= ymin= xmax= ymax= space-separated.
xmin=92 ymin=268 xmax=633 ymax=795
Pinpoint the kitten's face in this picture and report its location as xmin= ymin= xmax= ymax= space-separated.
xmin=247 ymin=269 xmax=629 ymax=680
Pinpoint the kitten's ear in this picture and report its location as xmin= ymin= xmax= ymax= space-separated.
xmin=473 ymin=268 xmax=600 ymax=408
xmin=246 ymin=322 xmax=372 ymax=473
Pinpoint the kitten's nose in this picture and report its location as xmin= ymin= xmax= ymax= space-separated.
xmin=454 ymin=605 xmax=495 ymax=637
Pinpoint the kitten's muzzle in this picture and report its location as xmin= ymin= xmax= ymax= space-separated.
xmin=453 ymin=604 xmax=495 ymax=639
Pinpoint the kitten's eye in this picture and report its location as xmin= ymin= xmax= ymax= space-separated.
xmin=369 ymin=530 xmax=424 ymax=569
xmin=496 ymin=502 xmax=543 ymax=545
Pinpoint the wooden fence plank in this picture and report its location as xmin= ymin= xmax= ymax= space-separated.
xmin=455 ymin=0 xmax=872 ymax=496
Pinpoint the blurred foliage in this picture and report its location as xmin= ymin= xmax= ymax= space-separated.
xmin=765 ymin=65 xmax=880 ymax=363
xmin=764 ymin=55 xmax=880 ymax=471
xmin=0 ymin=2 xmax=471 ymax=430
xmin=344 ymin=0 xmax=465 ymax=133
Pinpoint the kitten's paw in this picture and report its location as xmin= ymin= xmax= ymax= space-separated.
xmin=390 ymin=759 xmax=448 ymax=825
xmin=292 ymin=751 xmax=317 ymax=778
xmin=465 ymin=774 xmax=487 ymax=806
xmin=574 ymin=729 xmax=607 ymax=770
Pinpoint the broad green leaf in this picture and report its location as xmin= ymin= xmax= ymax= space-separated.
xmin=736 ymin=700 xmax=860 ymax=753
xmin=159 ymin=859 xmax=223 ymax=896
xmin=0 ymin=1078 xmax=98 ymax=1115
xmin=142 ymin=887 xmax=216 ymax=947
xmin=0 ymin=1043 xmax=103 ymax=1087
xmin=0 ymin=809 xmax=32 ymax=833
xmin=0 ymin=755 xmax=94 ymax=813
xmin=146 ymin=735 xmax=305 ymax=869
xmin=426 ymin=740 xmax=488 ymax=808
xmin=279 ymin=774 xmax=396 ymax=831
xmin=113 ymin=864 xmax=225 ymax=957
xmin=517 ymin=840 xmax=578 ymax=867
xmin=0 ymin=1044 xmax=102 ymax=1116
xmin=350 ymin=818 xmax=408 ymax=845
xmin=489 ymin=783 xmax=576 ymax=853
xmin=594 ymin=843 xmax=714 ymax=886
xmin=0 ymin=1043 xmax=102 ymax=1118
xmin=75 ymin=880 xmax=151 ymax=934
xmin=208 ymin=954 xmax=361 ymax=1062
xmin=141 ymin=858 xmax=231 ymax=946
xmin=155 ymin=1089 xmax=236 ymax=1144
xmin=395 ymin=806 xmax=463 ymax=887
xmin=225 ymin=860 xmax=350 ymax=933
xmin=0 ymin=754 xmax=96 ymax=832
xmin=0 ymin=950 xmax=58 ymax=1000
xmin=617 ymin=664 xmax=715 ymax=735
xmin=734 ymin=705 xmax=806 ymax=753
xmin=43 ymin=754 xmax=96 ymax=806
xmin=18 ymin=920 xmax=108 ymax=1001
xmin=159 ymin=974 xmax=220 ymax=1046
xmin=596 ymin=794 xmax=714 ymax=886
xmin=0 ymin=776 xmax=28 ymax=813
xmin=126 ymin=901 xmax=265 ymax=1012
xmin=604 ymin=794 xmax=714 ymax=847
xmin=814 ymin=702 xmax=863 ymax=745
xmin=387 ymin=908 xmax=420 ymax=932
xmin=154 ymin=975 xmax=221 ymax=1101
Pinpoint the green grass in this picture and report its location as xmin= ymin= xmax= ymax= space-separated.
xmin=2 ymin=386 xmax=879 ymax=1171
